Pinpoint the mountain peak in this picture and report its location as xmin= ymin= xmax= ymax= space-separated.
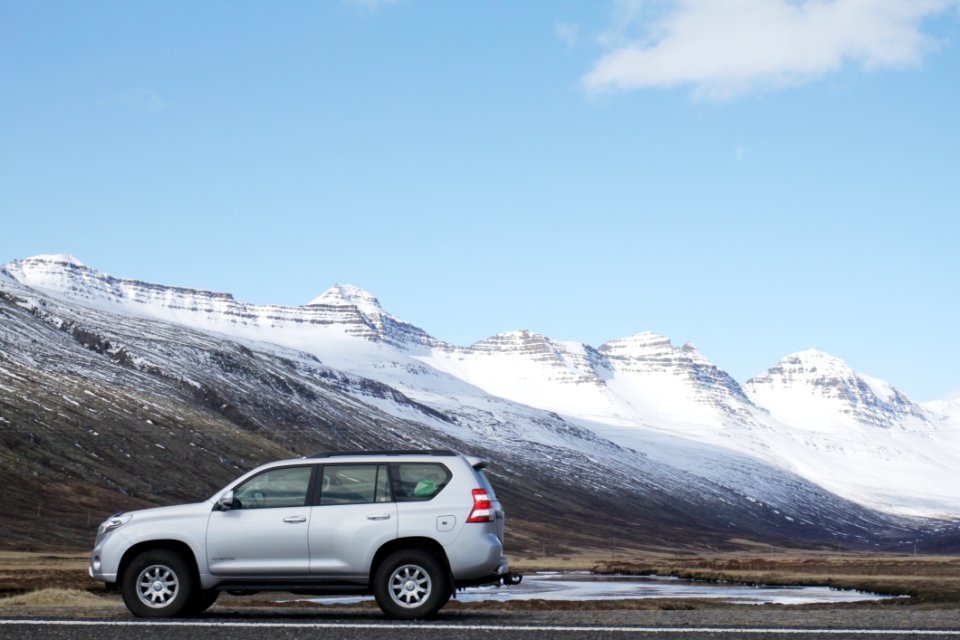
xmin=599 ymin=332 xmax=720 ymax=366
xmin=776 ymin=349 xmax=853 ymax=376
xmin=599 ymin=331 xmax=673 ymax=357
xmin=308 ymin=284 xmax=383 ymax=315
xmin=491 ymin=329 xmax=546 ymax=341
xmin=789 ymin=347 xmax=842 ymax=360
xmin=13 ymin=253 xmax=88 ymax=268
xmin=470 ymin=329 xmax=551 ymax=350
xmin=746 ymin=349 xmax=926 ymax=428
xmin=3 ymin=253 xmax=101 ymax=295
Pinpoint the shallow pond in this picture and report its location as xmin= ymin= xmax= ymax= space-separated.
xmin=454 ymin=572 xmax=902 ymax=605
xmin=299 ymin=572 xmax=904 ymax=606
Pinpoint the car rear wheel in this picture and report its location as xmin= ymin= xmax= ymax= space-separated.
xmin=373 ymin=549 xmax=450 ymax=619
xmin=120 ymin=549 xmax=196 ymax=618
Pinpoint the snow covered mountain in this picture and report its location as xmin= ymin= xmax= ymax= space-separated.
xmin=2 ymin=253 xmax=959 ymax=548
xmin=745 ymin=349 xmax=928 ymax=429
xmin=2 ymin=255 xmax=438 ymax=350
xmin=424 ymin=330 xmax=960 ymax=518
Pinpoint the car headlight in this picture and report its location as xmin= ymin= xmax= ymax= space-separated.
xmin=97 ymin=514 xmax=132 ymax=537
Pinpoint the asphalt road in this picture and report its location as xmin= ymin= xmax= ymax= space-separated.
xmin=2 ymin=608 xmax=960 ymax=640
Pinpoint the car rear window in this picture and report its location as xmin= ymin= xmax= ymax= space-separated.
xmin=319 ymin=464 xmax=392 ymax=505
xmin=391 ymin=463 xmax=451 ymax=502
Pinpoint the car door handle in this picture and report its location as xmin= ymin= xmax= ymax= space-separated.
xmin=283 ymin=515 xmax=307 ymax=524
xmin=367 ymin=514 xmax=391 ymax=521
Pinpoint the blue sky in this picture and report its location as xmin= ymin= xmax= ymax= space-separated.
xmin=2 ymin=1 xmax=958 ymax=400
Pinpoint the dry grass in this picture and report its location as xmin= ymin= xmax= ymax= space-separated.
xmin=0 ymin=551 xmax=93 ymax=593
xmin=0 ymin=588 xmax=108 ymax=607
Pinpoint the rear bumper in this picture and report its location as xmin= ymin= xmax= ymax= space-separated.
xmin=446 ymin=529 xmax=505 ymax=580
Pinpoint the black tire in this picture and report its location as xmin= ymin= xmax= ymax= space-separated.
xmin=120 ymin=549 xmax=197 ymax=618
xmin=373 ymin=549 xmax=450 ymax=620
xmin=183 ymin=588 xmax=220 ymax=616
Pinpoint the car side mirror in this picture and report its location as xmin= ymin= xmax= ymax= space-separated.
xmin=217 ymin=490 xmax=235 ymax=511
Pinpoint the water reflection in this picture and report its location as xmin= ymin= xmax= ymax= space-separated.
xmin=455 ymin=572 xmax=902 ymax=605
xmin=300 ymin=572 xmax=903 ymax=606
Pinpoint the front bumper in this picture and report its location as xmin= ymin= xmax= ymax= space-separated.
xmin=88 ymin=529 xmax=124 ymax=584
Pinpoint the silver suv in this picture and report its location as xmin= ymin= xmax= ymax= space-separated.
xmin=89 ymin=450 xmax=514 ymax=619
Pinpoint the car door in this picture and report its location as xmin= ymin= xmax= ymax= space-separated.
xmin=308 ymin=463 xmax=397 ymax=579
xmin=206 ymin=465 xmax=316 ymax=576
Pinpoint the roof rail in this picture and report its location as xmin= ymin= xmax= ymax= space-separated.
xmin=308 ymin=449 xmax=458 ymax=459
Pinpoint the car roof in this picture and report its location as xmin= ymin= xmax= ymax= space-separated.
xmin=307 ymin=449 xmax=459 ymax=458
xmin=247 ymin=450 xmax=490 ymax=474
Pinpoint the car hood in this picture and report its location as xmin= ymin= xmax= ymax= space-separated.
xmin=120 ymin=500 xmax=212 ymax=521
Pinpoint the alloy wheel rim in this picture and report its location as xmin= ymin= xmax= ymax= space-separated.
xmin=388 ymin=563 xmax=432 ymax=608
xmin=136 ymin=564 xmax=179 ymax=608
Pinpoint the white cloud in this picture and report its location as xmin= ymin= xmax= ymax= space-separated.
xmin=583 ymin=0 xmax=958 ymax=100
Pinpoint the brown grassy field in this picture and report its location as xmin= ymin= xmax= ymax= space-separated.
xmin=0 ymin=552 xmax=91 ymax=593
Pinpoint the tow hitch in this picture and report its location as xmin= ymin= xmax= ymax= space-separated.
xmin=501 ymin=572 xmax=523 ymax=586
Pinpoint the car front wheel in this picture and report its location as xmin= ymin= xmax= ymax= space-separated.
xmin=373 ymin=549 xmax=450 ymax=620
xmin=120 ymin=549 xmax=196 ymax=618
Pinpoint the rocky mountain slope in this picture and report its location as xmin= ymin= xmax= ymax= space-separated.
xmin=1 ymin=254 xmax=957 ymax=551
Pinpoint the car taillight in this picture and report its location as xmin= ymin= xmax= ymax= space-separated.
xmin=467 ymin=488 xmax=493 ymax=523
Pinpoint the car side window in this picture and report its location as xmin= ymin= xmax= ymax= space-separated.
xmin=232 ymin=466 xmax=313 ymax=510
xmin=392 ymin=463 xmax=451 ymax=501
xmin=320 ymin=464 xmax=391 ymax=505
